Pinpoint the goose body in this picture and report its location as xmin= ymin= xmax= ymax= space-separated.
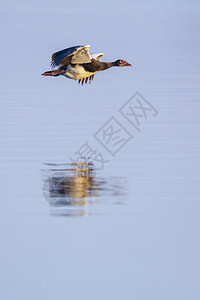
xmin=63 ymin=64 xmax=98 ymax=80
xmin=42 ymin=45 xmax=132 ymax=84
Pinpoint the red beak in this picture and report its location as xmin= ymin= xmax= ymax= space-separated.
xmin=124 ymin=62 xmax=133 ymax=67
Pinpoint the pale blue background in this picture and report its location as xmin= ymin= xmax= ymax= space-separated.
xmin=0 ymin=0 xmax=200 ymax=299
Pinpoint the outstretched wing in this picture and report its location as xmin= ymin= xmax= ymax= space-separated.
xmin=90 ymin=53 xmax=104 ymax=61
xmin=51 ymin=45 xmax=92 ymax=68
xmin=51 ymin=45 xmax=81 ymax=67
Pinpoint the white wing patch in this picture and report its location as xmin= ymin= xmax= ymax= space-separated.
xmin=90 ymin=53 xmax=104 ymax=61
xmin=71 ymin=45 xmax=92 ymax=64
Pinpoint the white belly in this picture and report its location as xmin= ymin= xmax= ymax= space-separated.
xmin=62 ymin=65 xmax=96 ymax=80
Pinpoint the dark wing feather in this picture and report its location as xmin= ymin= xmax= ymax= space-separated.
xmin=77 ymin=75 xmax=95 ymax=85
xmin=51 ymin=45 xmax=92 ymax=68
xmin=51 ymin=45 xmax=83 ymax=68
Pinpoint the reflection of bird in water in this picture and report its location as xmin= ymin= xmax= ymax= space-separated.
xmin=62 ymin=164 xmax=97 ymax=203
xmin=49 ymin=163 xmax=100 ymax=206
xmin=42 ymin=162 xmax=127 ymax=216
xmin=42 ymin=45 xmax=132 ymax=84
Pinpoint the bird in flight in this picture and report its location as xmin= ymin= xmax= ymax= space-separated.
xmin=42 ymin=45 xmax=132 ymax=85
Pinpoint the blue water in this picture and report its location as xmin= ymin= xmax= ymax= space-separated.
xmin=0 ymin=1 xmax=200 ymax=299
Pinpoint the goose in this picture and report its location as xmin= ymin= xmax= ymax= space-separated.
xmin=42 ymin=45 xmax=132 ymax=85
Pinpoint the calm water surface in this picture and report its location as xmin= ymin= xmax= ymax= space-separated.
xmin=0 ymin=1 xmax=200 ymax=299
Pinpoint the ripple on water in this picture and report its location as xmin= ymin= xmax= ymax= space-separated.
xmin=41 ymin=161 xmax=128 ymax=217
